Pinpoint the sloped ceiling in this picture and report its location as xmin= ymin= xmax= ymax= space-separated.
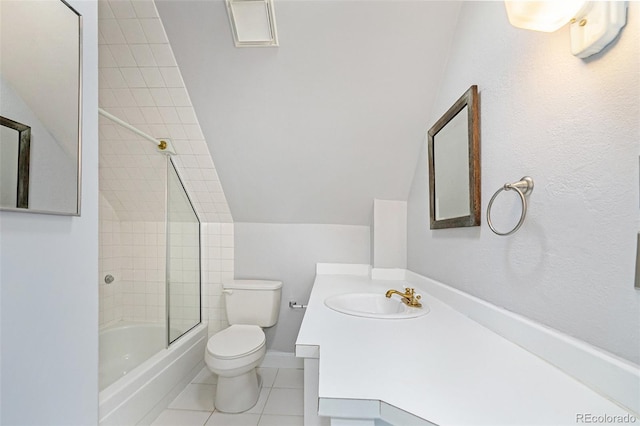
xmin=97 ymin=0 xmax=232 ymax=223
xmin=156 ymin=0 xmax=461 ymax=225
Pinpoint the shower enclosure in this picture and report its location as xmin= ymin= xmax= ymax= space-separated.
xmin=167 ymin=160 xmax=201 ymax=343
xmin=98 ymin=113 xmax=202 ymax=396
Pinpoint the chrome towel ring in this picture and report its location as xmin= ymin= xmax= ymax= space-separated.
xmin=487 ymin=176 xmax=534 ymax=236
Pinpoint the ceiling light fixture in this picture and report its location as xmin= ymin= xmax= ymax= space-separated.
xmin=226 ymin=0 xmax=278 ymax=47
xmin=505 ymin=1 xmax=627 ymax=58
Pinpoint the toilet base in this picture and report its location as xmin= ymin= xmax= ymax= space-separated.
xmin=214 ymin=368 xmax=260 ymax=413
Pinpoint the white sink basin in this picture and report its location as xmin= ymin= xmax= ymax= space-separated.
xmin=324 ymin=293 xmax=429 ymax=319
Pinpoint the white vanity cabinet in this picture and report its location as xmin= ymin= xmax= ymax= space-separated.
xmin=295 ymin=266 xmax=637 ymax=426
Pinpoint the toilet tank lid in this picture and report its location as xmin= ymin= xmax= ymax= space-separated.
xmin=223 ymin=280 xmax=283 ymax=290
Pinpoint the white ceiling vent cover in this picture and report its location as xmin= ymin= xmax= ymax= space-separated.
xmin=226 ymin=0 xmax=278 ymax=47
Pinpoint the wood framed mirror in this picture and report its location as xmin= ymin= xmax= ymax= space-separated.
xmin=427 ymin=85 xmax=480 ymax=229
xmin=0 ymin=116 xmax=31 ymax=209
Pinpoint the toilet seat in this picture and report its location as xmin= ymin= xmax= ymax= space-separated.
xmin=207 ymin=325 xmax=265 ymax=360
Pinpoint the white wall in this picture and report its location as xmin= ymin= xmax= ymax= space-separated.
xmin=407 ymin=2 xmax=640 ymax=364
xmin=156 ymin=0 xmax=462 ymax=226
xmin=372 ymin=199 xmax=407 ymax=269
xmin=0 ymin=0 xmax=99 ymax=423
xmin=234 ymin=223 xmax=370 ymax=351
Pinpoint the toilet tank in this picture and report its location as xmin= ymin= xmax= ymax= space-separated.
xmin=223 ymin=280 xmax=282 ymax=327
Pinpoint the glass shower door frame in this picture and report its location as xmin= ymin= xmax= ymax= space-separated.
xmin=166 ymin=157 xmax=202 ymax=346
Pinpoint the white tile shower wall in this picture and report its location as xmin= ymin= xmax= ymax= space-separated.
xmin=98 ymin=0 xmax=235 ymax=332
xmin=99 ymin=215 xmax=232 ymax=331
xmin=168 ymin=221 xmax=201 ymax=335
xmin=201 ymin=223 xmax=234 ymax=339
xmin=99 ymin=192 xmax=123 ymax=326
xmin=98 ymin=0 xmax=233 ymax=224
xmin=120 ymin=220 xmax=166 ymax=323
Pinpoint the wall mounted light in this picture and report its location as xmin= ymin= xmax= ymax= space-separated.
xmin=225 ymin=0 xmax=278 ymax=47
xmin=505 ymin=1 xmax=627 ymax=58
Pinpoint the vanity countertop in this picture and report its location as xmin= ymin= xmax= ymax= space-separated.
xmin=295 ymin=272 xmax=634 ymax=425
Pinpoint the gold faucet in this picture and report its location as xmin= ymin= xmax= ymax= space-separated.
xmin=385 ymin=287 xmax=422 ymax=308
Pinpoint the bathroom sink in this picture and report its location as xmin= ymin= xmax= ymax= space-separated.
xmin=324 ymin=293 xmax=429 ymax=319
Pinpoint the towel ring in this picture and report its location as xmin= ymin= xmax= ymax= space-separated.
xmin=487 ymin=176 xmax=534 ymax=236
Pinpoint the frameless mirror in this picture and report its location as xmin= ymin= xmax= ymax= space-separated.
xmin=428 ymin=85 xmax=480 ymax=229
xmin=0 ymin=0 xmax=82 ymax=215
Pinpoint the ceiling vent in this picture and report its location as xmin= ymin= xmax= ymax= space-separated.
xmin=226 ymin=0 xmax=278 ymax=47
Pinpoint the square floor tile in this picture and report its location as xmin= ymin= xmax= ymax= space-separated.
xmin=256 ymin=367 xmax=277 ymax=388
xmin=244 ymin=387 xmax=271 ymax=415
xmin=205 ymin=412 xmax=260 ymax=426
xmin=258 ymin=414 xmax=303 ymax=426
xmin=273 ymin=369 xmax=303 ymax=389
xmin=262 ymin=388 xmax=303 ymax=416
xmin=193 ymin=367 xmax=218 ymax=385
xmin=168 ymin=383 xmax=216 ymax=411
xmin=151 ymin=409 xmax=212 ymax=426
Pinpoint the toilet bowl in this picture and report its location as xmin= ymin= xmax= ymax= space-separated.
xmin=204 ymin=280 xmax=282 ymax=413
xmin=205 ymin=325 xmax=266 ymax=413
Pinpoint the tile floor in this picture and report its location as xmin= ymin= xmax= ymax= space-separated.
xmin=151 ymin=366 xmax=304 ymax=426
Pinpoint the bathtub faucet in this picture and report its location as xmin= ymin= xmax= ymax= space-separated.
xmin=385 ymin=287 xmax=422 ymax=308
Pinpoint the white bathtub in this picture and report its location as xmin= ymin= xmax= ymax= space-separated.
xmin=99 ymin=322 xmax=207 ymax=425
xmin=99 ymin=323 xmax=166 ymax=391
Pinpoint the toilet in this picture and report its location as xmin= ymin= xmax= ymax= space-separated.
xmin=205 ymin=279 xmax=282 ymax=413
